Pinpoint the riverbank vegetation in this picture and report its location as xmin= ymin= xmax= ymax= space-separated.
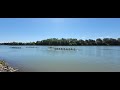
xmin=0 ymin=38 xmax=120 ymax=46
xmin=0 ymin=60 xmax=18 ymax=72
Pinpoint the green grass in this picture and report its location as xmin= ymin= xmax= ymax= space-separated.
xmin=0 ymin=60 xmax=6 ymax=66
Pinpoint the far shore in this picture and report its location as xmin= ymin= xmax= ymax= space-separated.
xmin=0 ymin=45 xmax=120 ymax=46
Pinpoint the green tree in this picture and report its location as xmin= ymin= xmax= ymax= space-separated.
xmin=36 ymin=41 xmax=41 ymax=45
xmin=118 ymin=38 xmax=120 ymax=45
xmin=96 ymin=38 xmax=103 ymax=45
xmin=103 ymin=38 xmax=110 ymax=45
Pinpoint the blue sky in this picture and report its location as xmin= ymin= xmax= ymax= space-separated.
xmin=0 ymin=18 xmax=120 ymax=42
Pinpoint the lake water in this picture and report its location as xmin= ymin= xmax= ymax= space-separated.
xmin=0 ymin=45 xmax=120 ymax=72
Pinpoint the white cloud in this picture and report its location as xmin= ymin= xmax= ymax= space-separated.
xmin=98 ymin=37 xmax=104 ymax=39
xmin=105 ymin=36 xmax=110 ymax=38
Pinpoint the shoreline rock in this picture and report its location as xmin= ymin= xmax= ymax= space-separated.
xmin=0 ymin=60 xmax=18 ymax=72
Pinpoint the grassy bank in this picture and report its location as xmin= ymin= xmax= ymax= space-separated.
xmin=0 ymin=60 xmax=18 ymax=72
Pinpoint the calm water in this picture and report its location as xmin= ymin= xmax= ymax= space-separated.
xmin=0 ymin=45 xmax=120 ymax=72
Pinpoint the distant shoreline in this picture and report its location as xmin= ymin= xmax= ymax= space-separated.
xmin=0 ymin=45 xmax=120 ymax=46
xmin=0 ymin=38 xmax=120 ymax=46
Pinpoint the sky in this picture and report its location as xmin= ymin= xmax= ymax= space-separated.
xmin=0 ymin=18 xmax=120 ymax=42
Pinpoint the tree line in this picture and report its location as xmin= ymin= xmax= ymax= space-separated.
xmin=0 ymin=38 xmax=120 ymax=46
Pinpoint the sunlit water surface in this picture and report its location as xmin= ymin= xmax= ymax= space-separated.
xmin=0 ymin=46 xmax=120 ymax=72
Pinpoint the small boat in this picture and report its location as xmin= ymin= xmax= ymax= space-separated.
xmin=49 ymin=47 xmax=76 ymax=51
xmin=10 ymin=47 xmax=21 ymax=49
xmin=49 ymin=47 xmax=53 ymax=48
xmin=26 ymin=47 xmax=37 ymax=48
